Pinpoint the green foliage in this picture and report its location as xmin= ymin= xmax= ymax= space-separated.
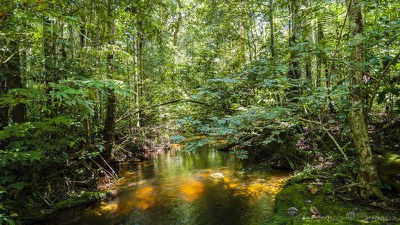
xmin=170 ymin=135 xmax=186 ymax=143
xmin=184 ymin=138 xmax=212 ymax=152
xmin=0 ymin=0 xmax=399 ymax=221
xmin=0 ymin=215 xmax=15 ymax=225
xmin=231 ymin=150 xmax=248 ymax=160
xmin=53 ymin=192 xmax=107 ymax=210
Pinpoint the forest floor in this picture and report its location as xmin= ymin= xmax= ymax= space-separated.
xmin=266 ymin=116 xmax=400 ymax=224
xmin=268 ymin=181 xmax=400 ymax=224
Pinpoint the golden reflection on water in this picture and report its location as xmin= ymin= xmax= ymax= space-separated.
xmin=132 ymin=186 xmax=157 ymax=209
xmin=180 ymin=179 xmax=205 ymax=202
xmin=53 ymin=148 xmax=290 ymax=225
xmin=230 ymin=175 xmax=288 ymax=200
xmin=99 ymin=202 xmax=118 ymax=213
xmin=170 ymin=143 xmax=185 ymax=150
xmin=94 ymin=168 xmax=288 ymax=220
xmin=96 ymin=169 xmax=289 ymax=215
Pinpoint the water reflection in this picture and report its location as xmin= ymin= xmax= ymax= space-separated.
xmin=180 ymin=179 xmax=205 ymax=202
xmin=49 ymin=146 xmax=288 ymax=225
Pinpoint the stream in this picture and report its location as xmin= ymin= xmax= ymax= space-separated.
xmin=48 ymin=144 xmax=289 ymax=225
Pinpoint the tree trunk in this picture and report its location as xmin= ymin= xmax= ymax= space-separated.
xmin=269 ymin=0 xmax=275 ymax=61
xmin=9 ymin=63 xmax=26 ymax=123
xmin=173 ymin=0 xmax=183 ymax=46
xmin=103 ymin=0 xmax=116 ymax=162
xmin=348 ymin=0 xmax=383 ymax=199
xmin=0 ymin=7 xmax=27 ymax=148
xmin=43 ymin=17 xmax=56 ymax=85
xmin=316 ymin=20 xmax=324 ymax=87
xmin=1 ymin=12 xmax=26 ymax=124
xmin=288 ymin=0 xmax=301 ymax=79
xmin=287 ymin=0 xmax=301 ymax=102
xmin=104 ymin=89 xmax=116 ymax=161
xmin=137 ymin=14 xmax=146 ymax=127
xmin=0 ymin=77 xmax=9 ymax=129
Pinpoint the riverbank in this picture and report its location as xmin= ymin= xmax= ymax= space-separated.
xmin=13 ymin=191 xmax=108 ymax=224
xmin=266 ymin=176 xmax=400 ymax=224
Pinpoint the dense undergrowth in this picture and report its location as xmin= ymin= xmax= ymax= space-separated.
xmin=1 ymin=0 xmax=400 ymax=224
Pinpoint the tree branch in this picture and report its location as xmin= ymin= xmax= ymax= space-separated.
xmin=116 ymin=99 xmax=211 ymax=123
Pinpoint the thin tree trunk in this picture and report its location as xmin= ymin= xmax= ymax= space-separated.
xmin=269 ymin=0 xmax=275 ymax=61
xmin=316 ymin=20 xmax=324 ymax=87
xmin=133 ymin=29 xmax=140 ymax=127
xmin=305 ymin=59 xmax=312 ymax=78
xmin=348 ymin=0 xmax=382 ymax=199
xmin=136 ymin=14 xmax=146 ymax=127
xmin=43 ymin=17 xmax=57 ymax=85
xmin=239 ymin=24 xmax=246 ymax=63
xmin=173 ymin=0 xmax=183 ymax=46
xmin=305 ymin=0 xmax=313 ymax=80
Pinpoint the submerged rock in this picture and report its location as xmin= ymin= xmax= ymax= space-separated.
xmin=209 ymin=172 xmax=224 ymax=180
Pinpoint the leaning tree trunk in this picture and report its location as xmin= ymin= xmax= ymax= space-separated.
xmin=348 ymin=0 xmax=383 ymax=199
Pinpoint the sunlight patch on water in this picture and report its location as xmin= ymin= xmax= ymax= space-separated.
xmin=170 ymin=143 xmax=185 ymax=150
xmin=99 ymin=202 xmax=118 ymax=213
xmin=180 ymin=179 xmax=205 ymax=202
xmin=132 ymin=186 xmax=157 ymax=209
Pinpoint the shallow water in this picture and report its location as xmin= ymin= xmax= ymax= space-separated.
xmin=49 ymin=145 xmax=289 ymax=225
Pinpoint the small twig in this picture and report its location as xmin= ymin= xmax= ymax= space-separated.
xmin=327 ymin=0 xmax=353 ymax=77
xmin=1 ymin=47 xmax=19 ymax=64
xmin=99 ymin=154 xmax=118 ymax=180
xmin=299 ymin=117 xmax=348 ymax=161
xmin=337 ymin=0 xmax=353 ymax=48
xmin=39 ymin=195 xmax=53 ymax=207
xmin=89 ymin=158 xmax=117 ymax=185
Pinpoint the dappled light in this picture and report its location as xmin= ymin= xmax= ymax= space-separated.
xmin=48 ymin=148 xmax=289 ymax=225
xmin=3 ymin=0 xmax=400 ymax=224
xmin=234 ymin=176 xmax=288 ymax=199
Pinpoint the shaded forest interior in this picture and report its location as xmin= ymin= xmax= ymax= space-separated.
xmin=0 ymin=0 xmax=400 ymax=224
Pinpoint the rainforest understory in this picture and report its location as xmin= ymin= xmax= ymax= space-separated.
xmin=1 ymin=0 xmax=400 ymax=224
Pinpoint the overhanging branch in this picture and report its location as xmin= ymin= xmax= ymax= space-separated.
xmin=116 ymin=99 xmax=211 ymax=123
